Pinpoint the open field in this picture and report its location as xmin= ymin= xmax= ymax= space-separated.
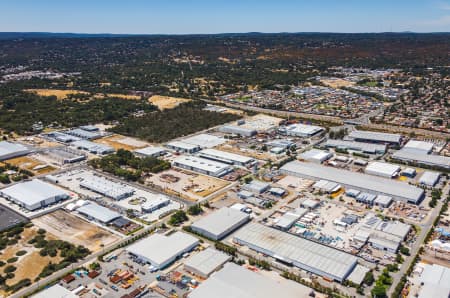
xmin=32 ymin=210 xmax=121 ymax=252
xmin=320 ymin=78 xmax=356 ymax=88
xmin=147 ymin=169 xmax=230 ymax=202
xmin=24 ymin=89 xmax=89 ymax=100
xmin=149 ymin=95 xmax=191 ymax=110
xmin=94 ymin=134 xmax=149 ymax=151
xmin=94 ymin=93 xmax=141 ymax=100
xmin=3 ymin=156 xmax=56 ymax=175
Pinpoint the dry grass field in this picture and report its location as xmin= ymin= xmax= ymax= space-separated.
xmin=149 ymin=95 xmax=191 ymax=110
xmin=4 ymin=156 xmax=56 ymax=175
xmin=24 ymin=89 xmax=89 ymax=100
xmin=33 ymin=210 xmax=120 ymax=252
xmin=320 ymin=78 xmax=355 ymax=88
xmin=94 ymin=93 xmax=141 ymax=100
xmin=94 ymin=134 xmax=149 ymax=151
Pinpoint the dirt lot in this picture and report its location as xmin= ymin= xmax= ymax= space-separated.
xmin=94 ymin=93 xmax=141 ymax=100
xmin=320 ymin=79 xmax=355 ymax=88
xmin=149 ymin=95 xmax=191 ymax=110
xmin=33 ymin=210 xmax=120 ymax=252
xmin=3 ymin=156 xmax=56 ymax=175
xmin=18 ymin=136 xmax=61 ymax=148
xmin=94 ymin=134 xmax=149 ymax=151
xmin=24 ymin=89 xmax=89 ymax=100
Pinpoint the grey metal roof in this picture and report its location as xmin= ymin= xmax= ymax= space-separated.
xmin=188 ymin=262 xmax=312 ymax=298
xmin=233 ymin=222 xmax=358 ymax=280
xmin=77 ymin=202 xmax=121 ymax=223
xmin=32 ymin=284 xmax=77 ymax=298
xmin=419 ymin=171 xmax=441 ymax=186
xmin=184 ymin=248 xmax=230 ymax=277
xmin=1 ymin=179 xmax=68 ymax=206
xmin=325 ymin=139 xmax=386 ymax=154
xmin=281 ymin=161 xmax=424 ymax=203
xmin=0 ymin=141 xmax=30 ymax=159
xmin=191 ymin=207 xmax=249 ymax=238
xmin=348 ymin=130 xmax=401 ymax=143
xmin=392 ymin=149 xmax=450 ymax=169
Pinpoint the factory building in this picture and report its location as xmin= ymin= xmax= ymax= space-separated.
xmin=65 ymin=128 xmax=102 ymax=140
xmin=403 ymin=140 xmax=434 ymax=154
xmin=198 ymin=148 xmax=255 ymax=167
xmin=191 ymin=207 xmax=250 ymax=240
xmin=134 ymin=146 xmax=166 ymax=158
xmin=172 ymin=155 xmax=232 ymax=177
xmin=80 ymin=175 xmax=135 ymax=200
xmin=348 ymin=130 xmax=402 ymax=146
xmin=141 ymin=195 xmax=171 ymax=213
xmin=180 ymin=134 xmax=226 ymax=149
xmin=374 ymin=195 xmax=393 ymax=208
xmin=0 ymin=179 xmax=70 ymax=211
xmin=77 ymin=202 xmax=121 ymax=224
xmin=183 ymin=248 xmax=231 ymax=278
xmin=218 ymin=125 xmax=257 ymax=137
xmin=233 ymin=222 xmax=358 ymax=282
xmin=166 ymin=141 xmax=201 ymax=153
xmin=325 ymin=139 xmax=387 ymax=154
xmin=0 ymin=141 xmax=31 ymax=161
xmin=241 ymin=180 xmax=270 ymax=194
xmin=416 ymin=264 xmax=450 ymax=298
xmin=313 ymin=180 xmax=341 ymax=193
xmin=32 ymin=284 xmax=77 ymax=298
xmin=419 ymin=171 xmax=441 ymax=187
xmin=365 ymin=162 xmax=400 ymax=178
xmin=280 ymin=123 xmax=324 ymax=137
xmin=275 ymin=208 xmax=308 ymax=231
xmin=392 ymin=148 xmax=450 ymax=170
xmin=280 ymin=161 xmax=424 ymax=204
xmin=46 ymin=147 xmax=86 ymax=164
xmin=299 ymin=149 xmax=333 ymax=163
xmin=71 ymin=140 xmax=114 ymax=155
xmin=188 ymin=262 xmax=313 ymax=298
xmin=126 ymin=231 xmax=199 ymax=269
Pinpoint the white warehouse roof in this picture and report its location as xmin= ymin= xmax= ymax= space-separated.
xmin=77 ymin=202 xmax=121 ymax=223
xmin=32 ymin=284 xmax=77 ymax=298
xmin=173 ymin=155 xmax=232 ymax=177
xmin=299 ymin=149 xmax=333 ymax=163
xmin=127 ymin=231 xmax=199 ymax=269
xmin=191 ymin=207 xmax=250 ymax=240
xmin=283 ymin=123 xmax=324 ymax=137
xmin=281 ymin=161 xmax=424 ymax=204
xmin=392 ymin=149 xmax=450 ymax=169
xmin=348 ymin=130 xmax=401 ymax=144
xmin=403 ymin=140 xmax=434 ymax=153
xmin=198 ymin=148 xmax=254 ymax=166
xmin=419 ymin=171 xmax=441 ymax=187
xmin=181 ymin=134 xmax=226 ymax=149
xmin=80 ymin=175 xmax=135 ymax=200
xmin=365 ymin=162 xmax=400 ymax=178
xmin=0 ymin=141 xmax=31 ymax=160
xmin=233 ymin=222 xmax=358 ymax=282
xmin=134 ymin=146 xmax=166 ymax=157
xmin=184 ymin=247 xmax=231 ymax=278
xmin=188 ymin=262 xmax=312 ymax=298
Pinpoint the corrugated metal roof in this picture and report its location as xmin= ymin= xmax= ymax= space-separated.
xmin=77 ymin=202 xmax=121 ymax=223
xmin=184 ymin=248 xmax=230 ymax=277
xmin=191 ymin=207 xmax=249 ymax=238
xmin=1 ymin=179 xmax=68 ymax=206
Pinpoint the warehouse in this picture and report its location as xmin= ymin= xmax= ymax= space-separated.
xmin=417 ymin=264 xmax=450 ymax=298
xmin=233 ymin=222 xmax=358 ymax=282
xmin=191 ymin=207 xmax=250 ymax=240
xmin=242 ymin=180 xmax=270 ymax=194
xmin=126 ymin=231 xmax=199 ymax=269
xmin=312 ymin=180 xmax=341 ymax=193
xmin=188 ymin=262 xmax=312 ymax=298
xmin=355 ymin=192 xmax=377 ymax=205
xmin=46 ymin=147 xmax=86 ymax=164
xmin=0 ymin=179 xmax=70 ymax=211
xmin=403 ymin=140 xmax=434 ymax=154
xmin=47 ymin=131 xmax=80 ymax=143
xmin=348 ymin=130 xmax=402 ymax=146
xmin=166 ymin=141 xmax=201 ymax=153
xmin=299 ymin=149 xmax=333 ymax=163
xmin=374 ymin=195 xmax=393 ymax=208
xmin=218 ymin=125 xmax=257 ymax=137
xmin=325 ymin=139 xmax=386 ymax=154
xmin=32 ymin=284 xmax=77 ymax=298
xmin=77 ymin=202 xmax=121 ymax=224
xmin=141 ymin=195 xmax=171 ymax=213
xmin=80 ymin=175 xmax=135 ymax=200
xmin=198 ymin=148 xmax=255 ymax=167
xmin=392 ymin=149 xmax=450 ymax=170
xmin=275 ymin=208 xmax=308 ymax=231
xmin=280 ymin=161 xmax=424 ymax=204
xmin=419 ymin=171 xmax=441 ymax=187
xmin=181 ymin=134 xmax=226 ymax=149
xmin=365 ymin=162 xmax=400 ymax=178
xmin=281 ymin=123 xmax=324 ymax=137
xmin=184 ymin=248 xmax=231 ymax=278
xmin=172 ymin=155 xmax=232 ymax=177
xmin=0 ymin=141 xmax=31 ymax=161
xmin=134 ymin=146 xmax=166 ymax=158
xmin=65 ymin=127 xmax=102 ymax=140
xmin=71 ymin=140 xmax=114 ymax=155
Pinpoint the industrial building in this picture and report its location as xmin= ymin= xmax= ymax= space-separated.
xmin=181 ymin=133 xmax=226 ymax=149
xmin=166 ymin=141 xmax=201 ymax=153
xmin=348 ymin=130 xmax=402 ymax=146
xmin=392 ymin=148 xmax=450 ymax=170
xmin=280 ymin=123 xmax=324 ymax=137
xmin=172 ymin=155 xmax=232 ymax=177
xmin=32 ymin=284 xmax=77 ymax=298
xmin=365 ymin=162 xmax=400 ymax=178
xmin=419 ymin=171 xmax=441 ymax=187
xmin=198 ymin=148 xmax=255 ymax=167
xmin=191 ymin=207 xmax=250 ymax=240
xmin=77 ymin=202 xmax=121 ymax=224
xmin=275 ymin=208 xmax=308 ymax=230
xmin=71 ymin=140 xmax=114 ymax=155
xmin=233 ymin=222 xmax=358 ymax=282
xmin=134 ymin=146 xmax=167 ymax=158
xmin=65 ymin=127 xmax=102 ymax=140
xmin=0 ymin=179 xmax=70 ymax=211
xmin=374 ymin=195 xmax=393 ymax=208
xmin=218 ymin=125 xmax=257 ymax=137
xmin=417 ymin=264 xmax=450 ymax=298
xmin=299 ymin=149 xmax=333 ymax=163
xmin=241 ymin=180 xmax=270 ymax=194
xmin=280 ymin=161 xmax=424 ymax=204
xmin=403 ymin=140 xmax=434 ymax=154
xmin=188 ymin=262 xmax=312 ymax=298
xmin=0 ymin=141 xmax=31 ymax=161
xmin=141 ymin=195 xmax=171 ymax=213
xmin=312 ymin=180 xmax=341 ymax=193
xmin=126 ymin=231 xmax=199 ymax=269
xmin=184 ymin=248 xmax=231 ymax=278
xmin=325 ymin=139 xmax=387 ymax=154
xmin=47 ymin=131 xmax=80 ymax=143
xmin=80 ymin=175 xmax=135 ymax=200
xmin=46 ymin=147 xmax=86 ymax=164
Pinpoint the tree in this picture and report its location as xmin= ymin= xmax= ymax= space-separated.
xmin=187 ymin=204 xmax=203 ymax=216
xmin=169 ymin=210 xmax=188 ymax=226
xmin=363 ymin=271 xmax=374 ymax=286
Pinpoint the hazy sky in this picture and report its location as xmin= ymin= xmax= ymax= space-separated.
xmin=0 ymin=0 xmax=449 ymax=34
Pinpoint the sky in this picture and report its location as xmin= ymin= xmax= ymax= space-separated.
xmin=0 ymin=0 xmax=449 ymax=34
